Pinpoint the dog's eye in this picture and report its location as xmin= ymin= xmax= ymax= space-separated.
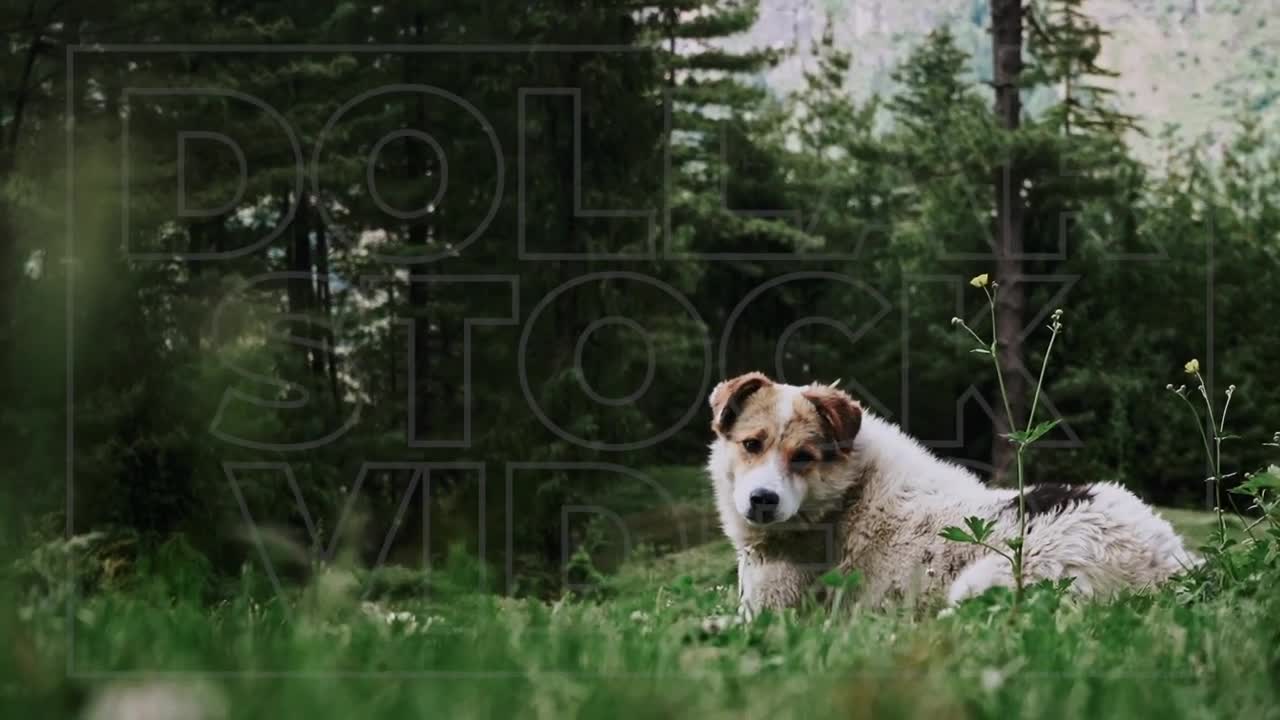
xmin=790 ymin=449 xmax=816 ymax=469
xmin=741 ymin=438 xmax=763 ymax=454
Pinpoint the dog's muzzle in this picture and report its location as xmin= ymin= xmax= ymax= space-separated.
xmin=747 ymin=488 xmax=780 ymax=524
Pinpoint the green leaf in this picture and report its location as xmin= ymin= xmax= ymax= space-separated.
xmin=839 ymin=570 xmax=863 ymax=590
xmin=820 ymin=569 xmax=863 ymax=590
xmin=820 ymin=569 xmax=845 ymax=588
xmin=963 ymin=516 xmax=996 ymax=543
xmin=1231 ymin=466 xmax=1280 ymax=496
xmin=1007 ymin=419 xmax=1062 ymax=446
xmin=939 ymin=526 xmax=975 ymax=544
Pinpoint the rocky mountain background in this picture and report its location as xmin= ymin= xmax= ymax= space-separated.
xmin=741 ymin=0 xmax=1279 ymax=159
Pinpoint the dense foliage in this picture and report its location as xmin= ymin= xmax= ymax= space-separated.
xmin=1 ymin=0 xmax=1277 ymax=591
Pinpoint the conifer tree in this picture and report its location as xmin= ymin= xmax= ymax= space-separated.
xmin=641 ymin=0 xmax=815 ymax=369
xmin=1026 ymin=0 xmax=1139 ymax=136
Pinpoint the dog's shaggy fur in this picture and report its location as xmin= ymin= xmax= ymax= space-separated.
xmin=706 ymin=373 xmax=1195 ymax=613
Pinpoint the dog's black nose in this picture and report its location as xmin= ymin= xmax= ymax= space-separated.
xmin=748 ymin=489 xmax=780 ymax=523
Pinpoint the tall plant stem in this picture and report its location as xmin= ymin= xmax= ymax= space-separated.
xmin=985 ymin=286 xmax=1022 ymax=605
xmin=1026 ymin=320 xmax=1060 ymax=431
xmin=1014 ymin=448 xmax=1026 ymax=601
xmin=953 ymin=288 xmax=1062 ymax=610
xmin=1194 ymin=371 xmax=1227 ymax=534
xmin=985 ymin=287 xmax=1016 ymax=427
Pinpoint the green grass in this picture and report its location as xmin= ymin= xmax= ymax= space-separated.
xmin=3 ymin=486 xmax=1274 ymax=719
xmin=8 ymin=545 xmax=1278 ymax=719
xmin=1157 ymin=506 xmax=1246 ymax=548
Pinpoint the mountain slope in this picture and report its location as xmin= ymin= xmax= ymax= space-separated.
xmin=744 ymin=0 xmax=1279 ymax=156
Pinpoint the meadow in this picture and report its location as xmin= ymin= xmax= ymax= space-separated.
xmin=6 ymin=469 xmax=1277 ymax=720
xmin=4 ymin=3 xmax=1280 ymax=718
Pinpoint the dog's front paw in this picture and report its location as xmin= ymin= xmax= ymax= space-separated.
xmin=701 ymin=614 xmax=741 ymax=634
xmin=947 ymin=554 xmax=1014 ymax=605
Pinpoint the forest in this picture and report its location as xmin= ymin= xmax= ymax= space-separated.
xmin=2 ymin=0 xmax=1279 ymax=718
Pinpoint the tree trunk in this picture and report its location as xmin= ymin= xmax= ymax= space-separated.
xmin=551 ymin=56 xmax=581 ymax=367
xmin=313 ymin=224 xmax=342 ymax=411
xmin=286 ymin=191 xmax=317 ymax=375
xmin=991 ymin=0 xmax=1026 ymax=486
xmin=405 ymin=10 xmax=434 ymax=440
xmin=0 ymin=0 xmax=47 ymax=369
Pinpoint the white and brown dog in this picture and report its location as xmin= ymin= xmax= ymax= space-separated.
xmin=706 ymin=372 xmax=1195 ymax=613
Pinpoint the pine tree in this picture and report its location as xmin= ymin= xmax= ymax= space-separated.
xmin=1022 ymin=0 xmax=1141 ymax=242
xmin=640 ymin=0 xmax=817 ymax=371
xmin=790 ymin=22 xmax=884 ymax=252
xmin=1026 ymin=0 xmax=1139 ymax=136
xmin=881 ymin=30 xmax=1005 ymax=461
xmin=648 ymin=0 xmax=798 ymax=255
xmin=1013 ymin=0 xmax=1145 ymax=487
xmin=887 ymin=28 xmax=992 ymax=192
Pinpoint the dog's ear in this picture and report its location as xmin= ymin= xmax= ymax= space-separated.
xmin=802 ymin=385 xmax=862 ymax=455
xmin=709 ymin=372 xmax=772 ymax=435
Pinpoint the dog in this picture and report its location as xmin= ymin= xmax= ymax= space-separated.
xmin=705 ymin=372 xmax=1196 ymax=613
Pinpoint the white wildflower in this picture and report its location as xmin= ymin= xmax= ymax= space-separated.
xmin=84 ymin=681 xmax=227 ymax=720
xmin=981 ymin=668 xmax=1005 ymax=692
xmin=700 ymin=614 xmax=739 ymax=635
xmin=24 ymin=249 xmax=44 ymax=280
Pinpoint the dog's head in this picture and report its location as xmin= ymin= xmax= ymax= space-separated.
xmin=708 ymin=372 xmax=863 ymax=526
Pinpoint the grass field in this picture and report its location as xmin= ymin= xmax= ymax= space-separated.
xmin=3 ymin=475 xmax=1276 ymax=720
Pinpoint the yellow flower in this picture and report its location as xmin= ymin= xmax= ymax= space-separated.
xmin=1184 ymin=358 xmax=1200 ymax=375
xmin=970 ymin=273 xmax=990 ymax=288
